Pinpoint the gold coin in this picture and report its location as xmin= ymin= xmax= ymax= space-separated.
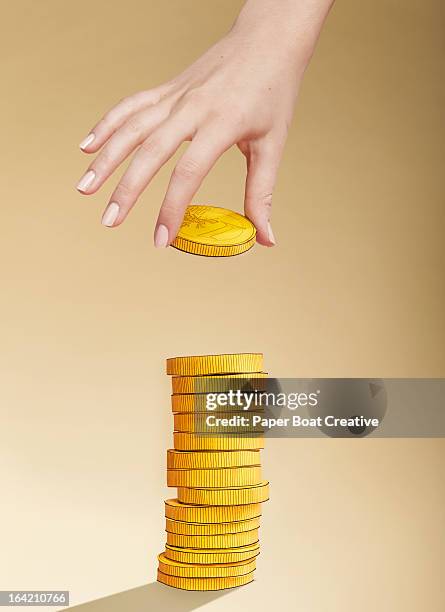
xmin=167 ymin=449 xmax=261 ymax=470
xmin=165 ymin=516 xmax=260 ymax=536
xmin=166 ymin=353 xmax=263 ymax=376
xmin=167 ymin=466 xmax=262 ymax=488
xmin=157 ymin=552 xmax=256 ymax=578
xmin=171 ymin=205 xmax=256 ymax=258
xmin=157 ymin=569 xmax=254 ymax=590
xmin=178 ymin=481 xmax=270 ymax=506
xmin=173 ymin=412 xmax=264 ymax=433
xmin=171 ymin=373 xmax=267 ymax=395
xmin=164 ymin=542 xmax=260 ymax=564
xmin=166 ymin=529 xmax=259 ymax=549
xmin=173 ymin=432 xmax=264 ymax=451
xmin=171 ymin=393 xmax=266 ymax=413
xmin=164 ymin=499 xmax=262 ymax=523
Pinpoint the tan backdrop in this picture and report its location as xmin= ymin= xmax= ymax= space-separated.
xmin=1 ymin=1 xmax=444 ymax=611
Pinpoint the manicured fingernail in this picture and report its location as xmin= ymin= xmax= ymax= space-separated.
xmin=76 ymin=170 xmax=95 ymax=192
xmin=267 ymin=221 xmax=276 ymax=245
xmin=154 ymin=224 xmax=169 ymax=248
xmin=101 ymin=202 xmax=120 ymax=227
xmin=79 ymin=133 xmax=95 ymax=150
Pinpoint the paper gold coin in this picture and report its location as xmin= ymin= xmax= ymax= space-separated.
xmin=166 ymin=529 xmax=259 ymax=549
xmin=167 ymin=465 xmax=262 ymax=488
xmin=166 ymin=353 xmax=263 ymax=376
xmin=164 ymin=542 xmax=260 ymax=564
xmin=177 ymin=481 xmax=270 ymax=506
xmin=165 ymin=516 xmax=260 ymax=536
xmin=171 ymin=372 xmax=267 ymax=395
xmin=157 ymin=569 xmax=254 ymax=590
xmin=157 ymin=552 xmax=256 ymax=578
xmin=173 ymin=432 xmax=265 ymax=451
xmin=171 ymin=205 xmax=256 ymax=257
xmin=166 ymin=449 xmax=261 ymax=470
xmin=173 ymin=411 xmax=264 ymax=433
xmin=164 ymin=499 xmax=262 ymax=523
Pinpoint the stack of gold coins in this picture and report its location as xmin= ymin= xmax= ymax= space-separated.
xmin=157 ymin=353 xmax=269 ymax=591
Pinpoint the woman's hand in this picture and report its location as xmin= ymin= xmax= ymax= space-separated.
xmin=76 ymin=0 xmax=333 ymax=247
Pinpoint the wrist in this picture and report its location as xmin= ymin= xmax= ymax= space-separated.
xmin=232 ymin=0 xmax=333 ymax=66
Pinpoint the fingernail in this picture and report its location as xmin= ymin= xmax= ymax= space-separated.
xmin=102 ymin=202 xmax=120 ymax=227
xmin=154 ymin=224 xmax=169 ymax=248
xmin=79 ymin=133 xmax=95 ymax=150
xmin=76 ymin=170 xmax=95 ymax=192
xmin=267 ymin=221 xmax=276 ymax=245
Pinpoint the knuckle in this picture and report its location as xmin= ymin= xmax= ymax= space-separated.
xmin=213 ymin=97 xmax=246 ymax=127
xmin=100 ymin=97 xmax=134 ymax=128
xmin=140 ymin=137 xmax=163 ymax=157
xmin=119 ymin=95 xmax=134 ymax=111
xmin=161 ymin=199 xmax=181 ymax=218
xmin=92 ymin=148 xmax=112 ymax=172
xmin=114 ymin=181 xmax=133 ymax=200
xmin=182 ymin=87 xmax=210 ymax=108
xmin=96 ymin=116 xmax=109 ymax=132
xmin=173 ymin=157 xmax=202 ymax=181
xmin=259 ymin=193 xmax=273 ymax=209
xmin=245 ymin=192 xmax=273 ymax=214
xmin=125 ymin=116 xmax=144 ymax=135
xmin=229 ymin=103 xmax=247 ymax=126
xmin=101 ymin=107 xmax=118 ymax=126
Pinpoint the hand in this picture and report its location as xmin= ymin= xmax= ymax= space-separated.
xmin=76 ymin=0 xmax=333 ymax=247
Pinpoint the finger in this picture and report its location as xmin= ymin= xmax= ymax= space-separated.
xmin=100 ymin=111 xmax=196 ymax=228
xmin=154 ymin=128 xmax=234 ymax=247
xmin=76 ymin=102 xmax=171 ymax=195
xmin=243 ymin=139 xmax=283 ymax=247
xmin=79 ymin=86 xmax=169 ymax=153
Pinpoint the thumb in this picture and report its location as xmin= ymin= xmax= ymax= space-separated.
xmin=243 ymin=139 xmax=282 ymax=247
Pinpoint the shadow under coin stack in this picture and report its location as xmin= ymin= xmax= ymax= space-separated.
xmin=157 ymin=353 xmax=269 ymax=591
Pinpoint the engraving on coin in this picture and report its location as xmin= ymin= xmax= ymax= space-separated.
xmin=179 ymin=206 xmax=254 ymax=245
xmin=171 ymin=206 xmax=256 ymax=256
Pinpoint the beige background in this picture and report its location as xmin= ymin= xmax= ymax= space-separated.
xmin=1 ymin=1 xmax=444 ymax=611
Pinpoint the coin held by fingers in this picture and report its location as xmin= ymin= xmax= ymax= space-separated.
xmin=171 ymin=205 xmax=256 ymax=257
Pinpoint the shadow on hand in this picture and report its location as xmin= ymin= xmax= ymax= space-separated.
xmin=67 ymin=581 xmax=229 ymax=612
